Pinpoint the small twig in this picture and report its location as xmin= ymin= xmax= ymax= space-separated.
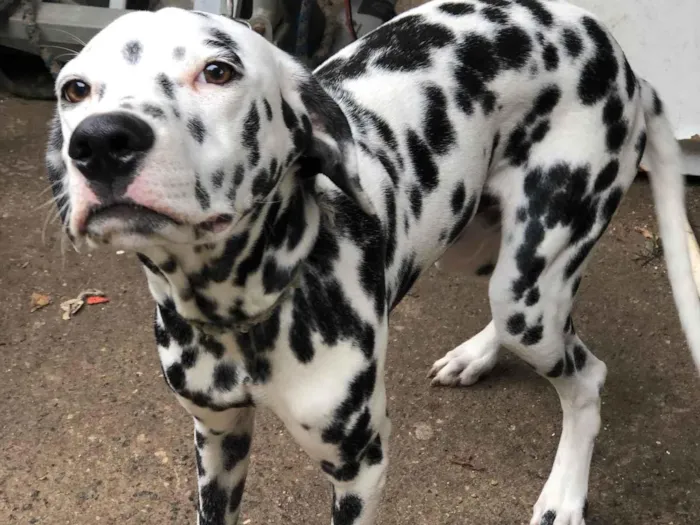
xmin=449 ymin=457 xmax=486 ymax=472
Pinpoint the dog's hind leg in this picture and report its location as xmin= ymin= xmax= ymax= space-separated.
xmin=485 ymin=126 xmax=641 ymax=524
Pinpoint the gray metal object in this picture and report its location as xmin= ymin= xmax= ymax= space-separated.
xmin=0 ymin=0 xmax=283 ymax=59
xmin=1 ymin=2 xmax=129 ymax=56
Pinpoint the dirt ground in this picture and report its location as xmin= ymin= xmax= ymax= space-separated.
xmin=2 ymin=25 xmax=700 ymax=525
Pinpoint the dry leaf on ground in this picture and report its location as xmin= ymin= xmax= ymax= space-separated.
xmin=30 ymin=292 xmax=51 ymax=312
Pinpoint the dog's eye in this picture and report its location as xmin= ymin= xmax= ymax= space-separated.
xmin=62 ymin=79 xmax=91 ymax=103
xmin=200 ymin=62 xmax=234 ymax=85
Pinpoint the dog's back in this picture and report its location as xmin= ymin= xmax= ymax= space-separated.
xmin=314 ymin=0 xmax=645 ymax=310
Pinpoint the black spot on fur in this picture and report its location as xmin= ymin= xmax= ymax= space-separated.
xmin=409 ymin=185 xmax=423 ymax=219
xmin=439 ymin=2 xmax=476 ymax=15
xmin=364 ymin=435 xmax=383 ymax=466
xmin=173 ymin=46 xmax=185 ymax=60
xmin=515 ymin=0 xmax=553 ymax=26
xmin=243 ymin=103 xmax=261 ymax=166
xmin=530 ymin=120 xmax=550 ymax=143
xmin=543 ymin=43 xmax=559 ymax=71
xmin=573 ymin=344 xmax=587 ymax=370
xmin=507 ymin=313 xmax=526 ymax=335
xmin=522 ymin=323 xmax=543 ymax=345
xmin=488 ymin=132 xmax=501 ymax=168
xmin=448 ymin=196 xmax=476 ymax=244
xmin=321 ymin=361 xmax=378 ymax=465
xmin=482 ymin=6 xmax=509 ymax=24
xmin=564 ymin=351 xmax=575 ymax=376
xmin=143 ymin=104 xmax=165 ymax=119
xmin=316 ymin=14 xmax=455 ymax=80
xmin=603 ymin=94 xmax=623 ymax=124
xmin=212 ymin=169 xmax=225 ymax=189
xmin=504 ymin=125 xmax=529 ymax=166
xmin=222 ymin=434 xmax=251 ymax=470
xmin=159 ymin=301 xmax=193 ymax=346
xmin=334 ymin=494 xmax=363 ymax=525
xmin=578 ymin=17 xmax=618 ymax=105
xmin=525 ymin=286 xmax=540 ymax=306
xmin=165 ymin=363 xmax=185 ymax=391
xmin=199 ymin=480 xmax=228 ymax=524
xmin=453 ymin=32 xmax=501 ymax=115
xmin=564 ymin=239 xmax=595 ymax=279
xmin=229 ymin=480 xmax=245 ymax=513
xmin=635 ymin=131 xmax=647 ymax=166
xmin=424 ymin=85 xmax=456 ymax=155
xmin=495 ymin=26 xmax=532 ymax=70
xmin=138 ymin=253 xmax=163 ymax=276
xmin=213 ymin=363 xmax=238 ymax=391
xmin=451 ymin=183 xmax=466 ymax=214
xmin=547 ymin=358 xmax=564 ymax=378
xmin=407 ymin=130 xmax=438 ymax=192
xmin=195 ymin=176 xmax=211 ymax=210
xmin=188 ymin=117 xmax=207 ymax=144
xmin=607 ymin=122 xmax=628 ymax=152
xmin=524 ymin=163 xmax=600 ymax=248
xmin=181 ymin=347 xmax=198 ymax=368
xmin=156 ymin=73 xmax=176 ymax=99
xmin=602 ymin=187 xmax=623 ymax=224
xmin=652 ymin=89 xmax=663 ymax=115
xmin=512 ymin=219 xmax=546 ymax=301
xmin=263 ymin=98 xmax=273 ymax=121
xmin=624 ymin=58 xmax=636 ymax=98
xmin=252 ymin=169 xmax=272 ymax=196
xmin=531 ymin=85 xmax=561 ymax=119
xmin=154 ymin=322 xmax=170 ymax=348
xmin=204 ymin=28 xmax=244 ymax=72
xmin=594 ymin=159 xmax=619 ymax=193
xmin=290 ymin=292 xmax=315 ymax=363
xmin=322 ymin=459 xmax=360 ymax=482
xmin=562 ymin=28 xmax=583 ymax=58
xmin=122 ymin=40 xmax=142 ymax=65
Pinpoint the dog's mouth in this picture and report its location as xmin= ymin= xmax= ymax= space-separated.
xmin=81 ymin=202 xmax=234 ymax=243
xmin=198 ymin=214 xmax=234 ymax=234
xmin=83 ymin=202 xmax=180 ymax=236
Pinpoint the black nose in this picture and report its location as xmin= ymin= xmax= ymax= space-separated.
xmin=68 ymin=112 xmax=154 ymax=184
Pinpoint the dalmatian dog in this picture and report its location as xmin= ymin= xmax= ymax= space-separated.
xmin=46 ymin=1 xmax=700 ymax=524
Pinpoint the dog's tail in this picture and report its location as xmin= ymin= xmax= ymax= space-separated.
xmin=639 ymin=78 xmax=700 ymax=375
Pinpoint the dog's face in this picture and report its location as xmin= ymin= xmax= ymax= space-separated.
xmin=47 ymin=8 xmax=334 ymax=250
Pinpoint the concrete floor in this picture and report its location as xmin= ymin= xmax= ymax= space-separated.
xmin=1 ymin=8 xmax=700 ymax=523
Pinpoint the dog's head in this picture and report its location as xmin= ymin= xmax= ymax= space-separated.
xmin=47 ymin=7 xmax=372 ymax=251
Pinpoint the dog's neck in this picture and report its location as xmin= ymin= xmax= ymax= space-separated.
xmin=137 ymin=171 xmax=321 ymax=331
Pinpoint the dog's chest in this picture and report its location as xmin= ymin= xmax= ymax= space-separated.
xmin=155 ymin=319 xmax=260 ymax=410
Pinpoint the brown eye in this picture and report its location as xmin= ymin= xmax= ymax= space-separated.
xmin=202 ymin=62 xmax=234 ymax=85
xmin=62 ymin=79 xmax=91 ymax=103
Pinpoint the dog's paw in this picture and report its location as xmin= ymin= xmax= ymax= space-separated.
xmin=531 ymin=496 xmax=588 ymax=525
xmin=428 ymin=331 xmax=499 ymax=387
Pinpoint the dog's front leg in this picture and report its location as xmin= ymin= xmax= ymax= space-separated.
xmin=185 ymin=405 xmax=256 ymax=525
xmin=280 ymin=363 xmax=391 ymax=525
xmin=326 ymin=414 xmax=391 ymax=525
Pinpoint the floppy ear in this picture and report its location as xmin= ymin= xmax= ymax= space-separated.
xmin=293 ymin=77 xmax=376 ymax=216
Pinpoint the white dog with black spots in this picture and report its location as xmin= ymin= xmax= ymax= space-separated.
xmin=46 ymin=1 xmax=700 ymax=524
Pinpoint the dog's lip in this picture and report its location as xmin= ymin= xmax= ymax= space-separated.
xmin=198 ymin=214 xmax=234 ymax=233
xmin=81 ymin=202 xmax=233 ymax=236
xmin=81 ymin=202 xmax=182 ymax=234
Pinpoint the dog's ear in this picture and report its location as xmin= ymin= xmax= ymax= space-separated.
xmin=293 ymin=77 xmax=375 ymax=216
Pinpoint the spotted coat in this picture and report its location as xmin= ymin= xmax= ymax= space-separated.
xmin=46 ymin=2 xmax=700 ymax=525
